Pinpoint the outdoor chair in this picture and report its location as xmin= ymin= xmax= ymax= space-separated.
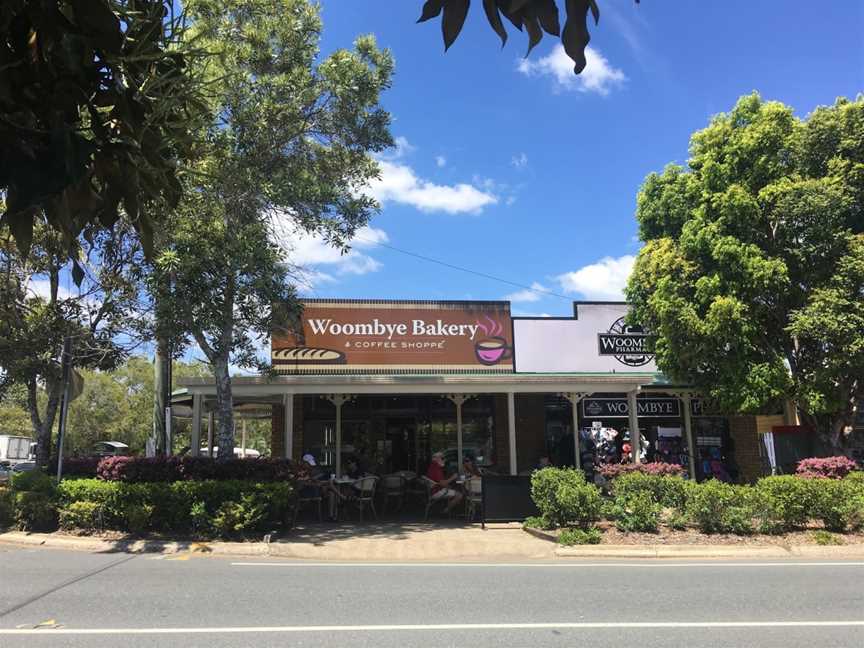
xmin=292 ymin=481 xmax=323 ymax=524
xmin=418 ymin=476 xmax=441 ymax=521
xmin=464 ymin=476 xmax=483 ymax=521
xmin=379 ymin=473 xmax=408 ymax=513
xmin=345 ymin=475 xmax=379 ymax=521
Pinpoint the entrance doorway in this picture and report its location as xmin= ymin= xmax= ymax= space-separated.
xmin=385 ymin=418 xmax=416 ymax=473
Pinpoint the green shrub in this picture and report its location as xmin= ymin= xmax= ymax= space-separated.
xmin=812 ymin=530 xmax=843 ymax=546
xmin=0 ymin=488 xmax=13 ymax=528
xmin=59 ymin=501 xmax=102 ymax=532
xmin=845 ymin=471 xmax=864 ymax=492
xmin=56 ymin=478 xmax=293 ymax=538
xmin=558 ymin=527 xmax=602 ymax=546
xmin=522 ymin=515 xmax=555 ymax=530
xmin=687 ymin=480 xmax=754 ymax=534
xmin=11 ymin=469 xmax=56 ymax=495
xmin=810 ymin=479 xmax=864 ymax=532
xmin=124 ymin=504 xmax=154 ymax=535
xmin=611 ymin=473 xmax=690 ymax=511
xmin=753 ymin=476 xmax=813 ymax=533
xmin=14 ymin=491 xmax=57 ymax=531
xmin=612 ymin=491 xmax=660 ymax=533
xmin=666 ymin=510 xmax=689 ymax=530
xmin=531 ymin=468 xmax=602 ymax=529
xmin=211 ymin=495 xmax=265 ymax=538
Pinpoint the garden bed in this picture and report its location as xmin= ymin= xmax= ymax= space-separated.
xmin=526 ymin=521 xmax=864 ymax=546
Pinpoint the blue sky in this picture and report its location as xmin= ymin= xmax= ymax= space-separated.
xmin=283 ymin=0 xmax=864 ymax=316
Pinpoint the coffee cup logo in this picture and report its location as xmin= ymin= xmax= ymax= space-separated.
xmin=473 ymin=315 xmax=512 ymax=366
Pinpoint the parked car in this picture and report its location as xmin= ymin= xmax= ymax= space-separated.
xmin=0 ymin=462 xmax=10 ymax=484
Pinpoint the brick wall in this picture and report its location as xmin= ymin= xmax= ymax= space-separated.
xmin=269 ymin=398 xmax=304 ymax=460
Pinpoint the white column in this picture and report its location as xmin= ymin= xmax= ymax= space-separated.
xmin=207 ymin=411 xmax=214 ymax=457
xmin=447 ymin=395 xmax=473 ymax=473
xmin=681 ymin=394 xmax=697 ymax=481
xmin=190 ymin=394 xmax=202 ymax=457
xmin=283 ymin=393 xmax=294 ymax=460
xmin=326 ymin=395 xmax=350 ymax=477
xmin=628 ymin=390 xmax=640 ymax=464
xmin=562 ymin=393 xmax=588 ymax=471
xmin=507 ymin=392 xmax=517 ymax=475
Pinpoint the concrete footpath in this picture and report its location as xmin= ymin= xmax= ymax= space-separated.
xmin=2 ymin=525 xmax=864 ymax=561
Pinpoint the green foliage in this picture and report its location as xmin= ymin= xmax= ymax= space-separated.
xmin=416 ymin=1 xmax=637 ymax=76
xmin=687 ymin=480 xmax=755 ymax=535
xmin=522 ymin=515 xmax=555 ymax=530
xmin=753 ymin=476 xmax=813 ymax=533
xmin=666 ymin=511 xmax=690 ymax=531
xmin=558 ymin=527 xmax=602 ymax=546
xmin=13 ymin=492 xmax=58 ymax=531
xmin=59 ymin=501 xmax=102 ymax=532
xmin=531 ymin=467 xmax=602 ymax=529
xmin=124 ymin=504 xmax=154 ymax=535
xmin=56 ymin=479 xmax=293 ymax=538
xmin=810 ymin=479 xmax=864 ymax=532
xmin=0 ymin=1 xmax=207 ymax=256
xmin=612 ymin=491 xmax=660 ymax=533
xmin=812 ymin=530 xmax=844 ymax=546
xmin=0 ymin=488 xmax=13 ymax=528
xmin=152 ymin=0 xmax=394 ymax=457
xmin=11 ymin=469 xmax=55 ymax=496
xmin=611 ymin=473 xmax=690 ymax=512
xmin=628 ymin=94 xmax=864 ymax=450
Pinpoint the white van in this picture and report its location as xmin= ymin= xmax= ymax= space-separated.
xmin=0 ymin=435 xmax=34 ymax=466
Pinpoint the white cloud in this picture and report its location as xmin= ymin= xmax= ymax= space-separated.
xmin=435 ymin=155 xmax=447 ymax=168
xmin=511 ymin=153 xmax=528 ymax=168
xmin=505 ymin=281 xmax=548 ymax=303
xmin=557 ymin=255 xmax=635 ymax=300
xmin=380 ymin=135 xmax=415 ymax=160
xmin=516 ymin=45 xmax=626 ymax=96
xmin=369 ymin=159 xmax=497 ymax=214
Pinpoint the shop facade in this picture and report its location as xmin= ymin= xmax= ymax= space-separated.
xmin=175 ymin=299 xmax=775 ymax=481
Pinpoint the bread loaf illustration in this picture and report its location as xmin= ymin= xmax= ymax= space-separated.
xmin=272 ymin=347 xmax=346 ymax=365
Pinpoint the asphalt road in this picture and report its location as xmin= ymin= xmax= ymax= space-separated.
xmin=1 ymin=545 xmax=863 ymax=647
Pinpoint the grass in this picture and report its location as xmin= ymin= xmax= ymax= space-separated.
xmin=812 ymin=530 xmax=844 ymax=546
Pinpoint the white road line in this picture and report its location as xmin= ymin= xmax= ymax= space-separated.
xmin=230 ymin=561 xmax=864 ymax=568
xmin=2 ymin=621 xmax=864 ymax=635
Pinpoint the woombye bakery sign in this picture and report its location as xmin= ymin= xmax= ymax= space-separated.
xmin=272 ymin=300 xmax=513 ymax=374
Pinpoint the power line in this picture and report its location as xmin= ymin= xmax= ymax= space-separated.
xmin=352 ymin=234 xmax=572 ymax=302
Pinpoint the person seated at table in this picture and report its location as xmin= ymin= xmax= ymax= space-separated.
xmin=462 ymin=455 xmax=483 ymax=478
xmin=299 ymin=453 xmax=343 ymax=520
xmin=426 ymin=451 xmax=463 ymax=514
xmin=535 ymin=455 xmax=552 ymax=471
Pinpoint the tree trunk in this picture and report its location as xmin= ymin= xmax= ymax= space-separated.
xmin=29 ymin=377 xmax=62 ymax=467
xmin=213 ymin=358 xmax=234 ymax=460
xmin=152 ymin=336 xmax=171 ymax=455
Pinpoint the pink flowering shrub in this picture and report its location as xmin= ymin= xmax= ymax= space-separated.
xmin=599 ymin=462 xmax=685 ymax=480
xmin=796 ymin=456 xmax=859 ymax=480
xmin=96 ymin=456 xmax=295 ymax=483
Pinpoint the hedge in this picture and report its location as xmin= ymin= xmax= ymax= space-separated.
xmin=56 ymin=478 xmax=294 ymax=537
xmin=599 ymin=462 xmax=685 ymax=480
xmin=796 ymin=456 xmax=859 ymax=480
xmin=530 ymin=467 xmax=602 ymax=529
xmin=96 ymin=456 xmax=296 ymax=482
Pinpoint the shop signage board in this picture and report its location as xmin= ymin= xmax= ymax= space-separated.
xmin=512 ymin=303 xmax=658 ymax=374
xmin=581 ymin=397 xmax=680 ymax=418
xmin=272 ymin=299 xmax=513 ymax=374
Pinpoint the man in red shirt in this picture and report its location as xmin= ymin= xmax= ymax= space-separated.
xmin=426 ymin=451 xmax=463 ymax=514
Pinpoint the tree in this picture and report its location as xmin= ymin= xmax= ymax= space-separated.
xmin=417 ymin=0 xmax=639 ymax=73
xmin=0 ymin=218 xmax=146 ymax=464
xmin=151 ymin=0 xmax=394 ymax=460
xmin=627 ymin=93 xmax=864 ymax=452
xmin=0 ymin=0 xmax=208 ymax=258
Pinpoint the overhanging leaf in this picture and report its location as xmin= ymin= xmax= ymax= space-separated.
xmin=442 ymin=0 xmax=471 ymax=51
xmin=563 ymin=0 xmax=591 ymax=73
xmin=71 ymin=259 xmax=85 ymax=287
xmin=589 ymin=0 xmax=600 ymax=25
xmin=535 ymin=0 xmax=561 ymax=36
xmin=482 ymin=0 xmax=508 ymax=45
xmin=523 ymin=14 xmax=543 ymax=56
xmin=417 ymin=0 xmax=447 ymax=22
